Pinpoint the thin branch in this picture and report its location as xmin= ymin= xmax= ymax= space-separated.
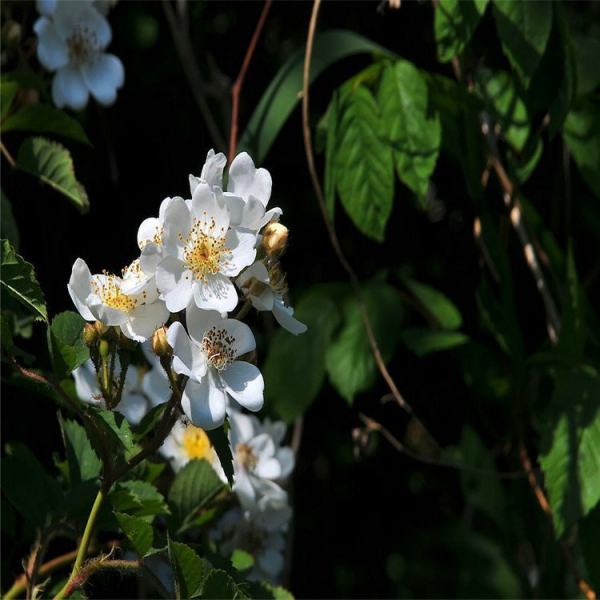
xmin=1 ymin=141 xmax=16 ymax=167
xmin=228 ymin=0 xmax=272 ymax=162
xmin=162 ymin=0 xmax=227 ymax=151
xmin=61 ymin=559 xmax=139 ymax=598
xmin=291 ymin=416 xmax=304 ymax=458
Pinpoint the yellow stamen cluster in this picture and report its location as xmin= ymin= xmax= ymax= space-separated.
xmin=181 ymin=215 xmax=230 ymax=282
xmin=91 ymin=272 xmax=139 ymax=313
xmin=201 ymin=326 xmax=236 ymax=371
xmin=267 ymin=261 xmax=288 ymax=297
xmin=67 ymin=26 xmax=97 ymax=66
xmin=182 ymin=425 xmax=212 ymax=460
xmin=235 ymin=443 xmax=258 ymax=470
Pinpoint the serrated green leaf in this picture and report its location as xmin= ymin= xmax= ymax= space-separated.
xmin=434 ymin=0 xmax=489 ymax=62
xmin=239 ymin=29 xmax=394 ymax=163
xmin=206 ymin=424 xmax=234 ymax=489
xmin=377 ymin=61 xmax=441 ymax=203
xmin=265 ymin=284 xmax=347 ymax=422
xmin=168 ymin=539 xmax=208 ymax=599
xmin=48 ymin=311 xmax=89 ymax=379
xmin=200 ymin=569 xmax=239 ymax=600
xmin=59 ymin=416 xmax=102 ymax=484
xmin=1 ymin=81 xmax=18 ymax=120
xmin=325 ymin=282 xmax=404 ymax=403
xmin=493 ymin=0 xmax=553 ymax=86
xmin=400 ymin=328 xmax=468 ymax=357
xmin=0 ymin=239 xmax=47 ymax=322
xmin=334 ymin=85 xmax=394 ymax=241
xmin=1 ymin=192 xmax=19 ymax=250
xmin=111 ymin=480 xmax=169 ymax=521
xmin=115 ymin=511 xmax=154 ymax=557
xmin=92 ymin=409 xmax=135 ymax=454
xmin=168 ymin=459 xmax=224 ymax=526
xmin=2 ymin=104 xmax=90 ymax=144
xmin=16 ymin=136 xmax=89 ymax=213
xmin=539 ymin=369 xmax=600 ymax=538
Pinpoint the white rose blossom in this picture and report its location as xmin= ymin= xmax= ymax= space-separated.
xmin=34 ymin=0 xmax=124 ymax=110
xmin=166 ymin=308 xmax=264 ymax=430
xmin=68 ymin=257 xmax=169 ymax=342
xmin=159 ymin=419 xmax=219 ymax=473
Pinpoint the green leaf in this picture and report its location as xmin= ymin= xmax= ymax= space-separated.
xmin=475 ymin=69 xmax=529 ymax=152
xmin=239 ymin=29 xmax=394 ymax=163
xmin=323 ymin=91 xmax=341 ymax=220
xmin=377 ymin=60 xmax=441 ymax=203
xmin=493 ymin=0 xmax=553 ymax=86
xmin=539 ymin=369 xmax=600 ymax=538
xmin=434 ymin=0 xmax=489 ymax=62
xmin=508 ymin=136 xmax=543 ymax=183
xmin=59 ymin=417 xmax=102 ymax=484
xmin=206 ymin=423 xmax=234 ymax=489
xmin=334 ymin=85 xmax=394 ymax=240
xmin=48 ymin=311 xmax=89 ymax=379
xmin=92 ymin=409 xmax=135 ymax=454
xmin=325 ymin=282 xmax=404 ymax=403
xmin=1 ymin=81 xmax=18 ymax=120
xmin=111 ymin=480 xmax=169 ymax=521
xmin=580 ymin=503 xmax=600 ymax=592
xmin=16 ymin=136 xmax=89 ymax=213
xmin=572 ymin=25 xmax=600 ymax=97
xmin=563 ymin=99 xmax=600 ymax=198
xmin=200 ymin=569 xmax=239 ymax=599
xmin=400 ymin=328 xmax=468 ymax=357
xmin=2 ymin=104 xmax=90 ymax=144
xmin=168 ymin=538 xmax=208 ymax=599
xmin=0 ymin=239 xmax=47 ymax=322
xmin=1 ymin=192 xmax=19 ymax=250
xmin=168 ymin=459 xmax=224 ymax=526
xmin=265 ymin=284 xmax=346 ymax=422
xmin=230 ymin=549 xmax=254 ymax=573
xmin=400 ymin=276 xmax=462 ymax=329
xmin=134 ymin=402 xmax=167 ymax=439
xmin=115 ymin=511 xmax=154 ymax=557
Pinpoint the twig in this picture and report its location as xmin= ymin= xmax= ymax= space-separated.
xmin=1 ymin=141 xmax=16 ymax=167
xmin=59 ymin=559 xmax=139 ymax=598
xmin=228 ymin=0 xmax=272 ymax=162
xmin=291 ymin=416 xmax=304 ymax=458
xmin=162 ymin=0 xmax=227 ymax=151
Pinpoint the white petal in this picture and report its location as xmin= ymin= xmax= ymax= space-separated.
xmin=276 ymin=447 xmax=294 ymax=480
xmin=142 ymin=367 xmax=171 ymax=407
xmin=52 ymin=65 xmax=89 ymax=110
xmin=116 ymin=390 xmax=148 ymax=426
xmin=200 ymin=149 xmax=226 ymax=189
xmin=272 ymin=298 xmax=307 ymax=335
xmin=239 ymin=195 xmax=267 ymax=231
xmin=220 ymin=361 xmax=263 ymax=412
xmin=227 ymin=152 xmax=272 ymax=206
xmin=228 ymin=410 xmax=258 ymax=446
xmin=255 ymin=457 xmax=281 ymax=480
xmin=34 ymin=17 xmax=69 ymax=71
xmin=36 ymin=0 xmax=57 ymax=16
xmin=220 ymin=193 xmax=245 ymax=228
xmin=219 ymin=319 xmax=256 ymax=357
xmin=249 ymin=432 xmax=276 ymax=459
xmin=192 ymin=274 xmax=238 ymax=313
xmin=257 ymin=548 xmax=284 ymax=578
xmin=236 ymin=260 xmax=269 ymax=287
xmin=120 ymin=301 xmax=169 ymax=343
xmin=180 ymin=373 xmax=227 ymax=430
xmin=185 ymin=305 xmax=221 ymax=345
xmin=166 ymin=322 xmax=207 ymax=381
xmin=155 ymin=257 xmax=193 ymax=312
xmin=137 ymin=217 xmax=161 ymax=248
xmin=87 ymin=295 xmax=128 ymax=326
xmin=233 ymin=466 xmax=257 ymax=508
xmin=54 ymin=2 xmax=111 ymax=49
xmin=73 ymin=360 xmax=103 ymax=405
xmin=140 ymin=242 xmax=163 ymax=276
xmin=67 ymin=258 xmax=94 ymax=321
xmin=191 ymin=184 xmax=230 ymax=235
xmin=82 ymin=53 xmax=124 ymax=106
xmin=222 ymin=229 xmax=257 ymax=277
xmin=162 ymin=197 xmax=191 ymax=255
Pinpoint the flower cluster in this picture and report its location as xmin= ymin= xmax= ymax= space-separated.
xmin=69 ymin=149 xmax=305 ymax=432
xmin=34 ymin=0 xmax=124 ymax=110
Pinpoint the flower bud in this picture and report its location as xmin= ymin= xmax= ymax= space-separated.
xmin=151 ymin=326 xmax=172 ymax=358
xmin=262 ymin=222 xmax=288 ymax=256
xmin=83 ymin=323 xmax=98 ymax=347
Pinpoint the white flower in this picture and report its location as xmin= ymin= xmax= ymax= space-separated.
xmin=229 ymin=409 xmax=294 ymax=512
xmin=166 ymin=309 xmax=264 ymax=429
xmin=159 ymin=419 xmax=219 ymax=472
xmin=68 ymin=257 xmax=169 ymax=342
xmin=155 ymin=188 xmax=257 ymax=314
xmin=212 ymin=504 xmax=291 ymax=582
xmin=34 ymin=0 xmax=124 ymax=110
xmin=236 ymin=260 xmax=307 ymax=335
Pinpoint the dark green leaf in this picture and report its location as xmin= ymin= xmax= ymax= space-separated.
xmin=1 ymin=192 xmax=19 ymax=250
xmin=400 ymin=276 xmax=462 ymax=329
xmin=493 ymin=0 xmax=553 ymax=86
xmin=16 ymin=136 xmax=89 ymax=213
xmin=0 ymin=239 xmax=47 ymax=322
xmin=572 ymin=25 xmax=600 ymax=97
xmin=377 ymin=61 xmax=441 ymax=203
xmin=115 ymin=511 xmax=154 ymax=557
xmin=59 ymin=416 xmax=102 ymax=484
xmin=334 ymin=85 xmax=394 ymax=240
xmin=200 ymin=569 xmax=239 ymax=600
xmin=323 ymin=91 xmax=341 ymax=220
xmin=2 ymin=104 xmax=90 ymax=144
xmin=1 ymin=81 xmax=18 ymax=120
xmin=48 ymin=311 xmax=89 ymax=379
xmin=434 ymin=0 xmax=489 ymax=62
xmin=111 ymin=480 xmax=169 ymax=521
xmin=168 ymin=538 xmax=208 ymax=599
xmin=400 ymin=328 xmax=468 ymax=357
xmin=92 ymin=409 xmax=135 ymax=455
xmin=134 ymin=402 xmax=167 ymax=439
xmin=206 ymin=423 xmax=234 ymax=489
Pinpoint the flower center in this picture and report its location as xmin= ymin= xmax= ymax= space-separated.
xmin=181 ymin=217 xmax=230 ymax=282
xmin=201 ymin=326 xmax=236 ymax=371
xmin=235 ymin=443 xmax=258 ymax=470
xmin=91 ymin=272 xmax=139 ymax=312
xmin=67 ymin=26 xmax=98 ymax=66
xmin=182 ymin=425 xmax=212 ymax=460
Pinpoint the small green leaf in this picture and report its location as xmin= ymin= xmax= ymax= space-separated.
xmin=1 ymin=192 xmax=19 ymax=250
xmin=16 ymin=136 xmax=89 ymax=213
xmin=2 ymin=104 xmax=90 ymax=144
xmin=334 ymin=85 xmax=394 ymax=241
xmin=48 ymin=311 xmax=89 ymax=379
xmin=377 ymin=60 xmax=441 ymax=203
xmin=59 ymin=416 xmax=102 ymax=484
xmin=0 ymin=239 xmax=47 ymax=322
xmin=400 ymin=328 xmax=468 ymax=357
xmin=230 ymin=549 xmax=254 ymax=573
xmin=111 ymin=480 xmax=169 ymax=521
xmin=1 ymin=81 xmax=18 ymax=120
xmin=325 ymin=282 xmax=404 ymax=403
xmin=168 ymin=538 xmax=208 ymax=599
xmin=206 ymin=425 xmax=234 ymax=489
xmin=115 ymin=511 xmax=154 ymax=556
xmin=168 ymin=459 xmax=224 ymax=526
xmin=493 ymin=0 xmax=553 ymax=86
xmin=434 ymin=0 xmax=489 ymax=62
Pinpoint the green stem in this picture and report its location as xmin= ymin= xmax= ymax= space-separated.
xmin=53 ymin=488 xmax=105 ymax=600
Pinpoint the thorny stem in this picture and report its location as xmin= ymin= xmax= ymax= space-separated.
xmin=228 ymin=0 xmax=273 ymax=162
xmin=57 ymin=559 xmax=138 ymax=599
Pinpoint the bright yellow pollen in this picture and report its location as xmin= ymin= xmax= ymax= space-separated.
xmin=201 ymin=326 xmax=236 ymax=371
xmin=181 ymin=214 xmax=230 ymax=282
xmin=182 ymin=425 xmax=212 ymax=460
xmin=236 ymin=443 xmax=258 ymax=470
xmin=91 ymin=272 xmax=138 ymax=313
